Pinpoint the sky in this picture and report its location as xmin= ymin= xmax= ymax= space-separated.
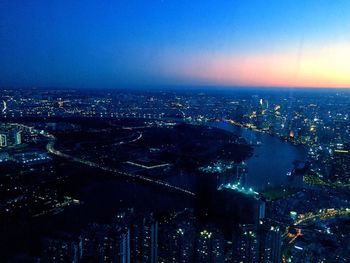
xmin=0 ymin=0 xmax=350 ymax=88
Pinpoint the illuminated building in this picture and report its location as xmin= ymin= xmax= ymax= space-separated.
xmin=80 ymin=223 xmax=131 ymax=263
xmin=331 ymin=143 xmax=350 ymax=183
xmin=115 ymin=211 xmax=159 ymax=263
xmin=41 ymin=237 xmax=80 ymax=263
xmin=165 ymin=222 xmax=195 ymax=262
xmin=0 ymin=127 xmax=21 ymax=147
xmin=138 ymin=216 xmax=158 ymax=263
xmin=216 ymin=162 xmax=248 ymax=188
xmin=13 ymin=151 xmax=51 ymax=165
xmin=13 ymin=130 xmax=21 ymax=145
xmin=195 ymin=228 xmax=225 ymax=263
xmin=259 ymin=224 xmax=282 ymax=263
xmin=0 ymin=133 xmax=7 ymax=147
xmin=234 ymin=224 xmax=259 ymax=263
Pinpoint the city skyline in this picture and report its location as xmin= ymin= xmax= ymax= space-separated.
xmin=1 ymin=0 xmax=350 ymax=88
xmin=2 ymin=1 xmax=350 ymax=261
xmin=1 ymin=87 xmax=350 ymax=261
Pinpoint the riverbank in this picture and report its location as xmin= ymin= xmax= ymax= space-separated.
xmin=208 ymin=120 xmax=307 ymax=191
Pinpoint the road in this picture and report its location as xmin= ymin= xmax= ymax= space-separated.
xmin=43 ymin=129 xmax=195 ymax=197
xmin=294 ymin=208 xmax=350 ymax=226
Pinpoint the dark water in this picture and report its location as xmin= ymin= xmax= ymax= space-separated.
xmin=212 ymin=121 xmax=307 ymax=191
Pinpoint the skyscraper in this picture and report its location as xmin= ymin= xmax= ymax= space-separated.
xmin=234 ymin=224 xmax=260 ymax=263
xmin=80 ymin=223 xmax=131 ymax=263
xmin=195 ymin=227 xmax=225 ymax=263
xmin=41 ymin=237 xmax=80 ymax=263
xmin=259 ymin=223 xmax=282 ymax=263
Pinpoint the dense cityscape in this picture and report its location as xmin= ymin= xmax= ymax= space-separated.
xmin=0 ymin=88 xmax=350 ymax=262
xmin=2 ymin=0 xmax=350 ymax=262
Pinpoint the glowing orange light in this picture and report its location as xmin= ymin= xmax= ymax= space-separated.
xmin=167 ymin=42 xmax=350 ymax=88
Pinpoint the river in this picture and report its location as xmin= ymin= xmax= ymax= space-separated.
xmin=211 ymin=121 xmax=307 ymax=191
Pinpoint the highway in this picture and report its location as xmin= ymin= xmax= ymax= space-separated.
xmin=294 ymin=207 xmax=350 ymax=226
xmin=43 ymin=129 xmax=195 ymax=197
xmin=113 ymin=130 xmax=143 ymax=146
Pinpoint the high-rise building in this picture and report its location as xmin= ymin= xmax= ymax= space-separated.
xmin=195 ymin=227 xmax=225 ymax=263
xmin=114 ymin=210 xmax=158 ymax=263
xmin=158 ymin=209 xmax=196 ymax=263
xmin=259 ymin=223 xmax=282 ymax=263
xmin=80 ymin=223 xmax=131 ymax=263
xmin=41 ymin=237 xmax=80 ymax=263
xmin=137 ymin=215 xmax=158 ymax=263
xmin=331 ymin=143 xmax=350 ymax=183
xmin=231 ymin=221 xmax=282 ymax=263
xmin=0 ymin=127 xmax=22 ymax=147
xmin=13 ymin=130 xmax=22 ymax=145
xmin=167 ymin=223 xmax=195 ymax=262
xmin=0 ymin=133 xmax=7 ymax=147
xmin=234 ymin=224 xmax=260 ymax=263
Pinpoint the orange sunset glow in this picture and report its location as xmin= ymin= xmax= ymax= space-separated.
xmin=168 ymin=42 xmax=350 ymax=88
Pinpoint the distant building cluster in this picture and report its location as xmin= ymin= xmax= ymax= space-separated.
xmin=2 ymin=88 xmax=350 ymax=184
xmin=0 ymin=124 xmax=22 ymax=147
xmin=0 ymin=123 xmax=50 ymax=164
xmin=1 ymin=88 xmax=350 ymax=262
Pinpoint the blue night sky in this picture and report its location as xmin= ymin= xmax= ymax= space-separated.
xmin=1 ymin=0 xmax=350 ymax=88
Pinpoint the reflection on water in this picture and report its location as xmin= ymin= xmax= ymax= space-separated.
xmin=212 ymin=121 xmax=307 ymax=191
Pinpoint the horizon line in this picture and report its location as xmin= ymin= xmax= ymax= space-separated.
xmin=1 ymin=85 xmax=350 ymax=91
